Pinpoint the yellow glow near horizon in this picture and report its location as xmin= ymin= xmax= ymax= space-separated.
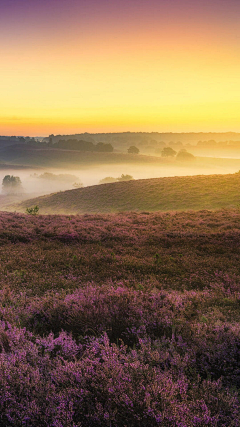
xmin=1 ymin=4 xmax=240 ymax=136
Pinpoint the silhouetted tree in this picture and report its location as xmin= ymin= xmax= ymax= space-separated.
xmin=2 ymin=175 xmax=23 ymax=194
xmin=128 ymin=146 xmax=139 ymax=154
xmin=117 ymin=174 xmax=134 ymax=181
xmin=161 ymin=147 xmax=177 ymax=157
xmin=95 ymin=142 xmax=114 ymax=152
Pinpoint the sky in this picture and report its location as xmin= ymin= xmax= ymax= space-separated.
xmin=0 ymin=0 xmax=240 ymax=136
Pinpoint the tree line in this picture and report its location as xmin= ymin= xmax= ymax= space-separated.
xmin=56 ymin=139 xmax=114 ymax=152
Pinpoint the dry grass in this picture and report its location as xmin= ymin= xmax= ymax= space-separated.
xmin=12 ymin=172 xmax=240 ymax=214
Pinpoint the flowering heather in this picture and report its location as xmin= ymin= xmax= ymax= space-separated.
xmin=0 ymin=210 xmax=239 ymax=425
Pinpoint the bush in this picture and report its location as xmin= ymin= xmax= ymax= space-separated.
xmin=72 ymin=182 xmax=83 ymax=188
xmin=26 ymin=206 xmax=39 ymax=215
xmin=117 ymin=174 xmax=134 ymax=182
xmin=176 ymin=149 xmax=195 ymax=161
xmin=99 ymin=174 xmax=134 ymax=184
xmin=99 ymin=177 xmax=118 ymax=184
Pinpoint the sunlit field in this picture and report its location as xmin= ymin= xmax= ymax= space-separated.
xmin=10 ymin=172 xmax=240 ymax=215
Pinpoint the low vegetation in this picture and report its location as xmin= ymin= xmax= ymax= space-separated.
xmin=13 ymin=172 xmax=240 ymax=215
xmin=176 ymin=149 xmax=195 ymax=161
xmin=99 ymin=174 xmax=134 ymax=184
xmin=0 ymin=209 xmax=239 ymax=425
xmin=56 ymin=139 xmax=114 ymax=152
xmin=26 ymin=205 xmax=39 ymax=215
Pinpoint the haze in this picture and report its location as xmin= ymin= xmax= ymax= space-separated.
xmin=1 ymin=132 xmax=240 ymax=212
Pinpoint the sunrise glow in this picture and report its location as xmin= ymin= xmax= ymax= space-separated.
xmin=1 ymin=0 xmax=240 ymax=135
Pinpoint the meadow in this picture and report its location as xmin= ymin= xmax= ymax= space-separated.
xmin=14 ymin=171 xmax=240 ymax=215
xmin=0 ymin=209 xmax=239 ymax=425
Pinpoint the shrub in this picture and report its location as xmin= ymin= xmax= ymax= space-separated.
xmin=176 ymin=149 xmax=195 ymax=161
xmin=117 ymin=174 xmax=134 ymax=181
xmin=26 ymin=205 xmax=39 ymax=215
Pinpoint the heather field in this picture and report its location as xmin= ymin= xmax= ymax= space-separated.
xmin=0 ymin=209 xmax=239 ymax=426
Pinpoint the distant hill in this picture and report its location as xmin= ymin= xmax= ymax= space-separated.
xmin=12 ymin=172 xmax=240 ymax=214
xmin=46 ymin=132 xmax=240 ymax=145
xmin=0 ymin=144 xmax=171 ymax=167
xmin=2 ymin=143 xmax=240 ymax=175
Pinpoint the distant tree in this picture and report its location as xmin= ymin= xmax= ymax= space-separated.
xmin=176 ymin=149 xmax=195 ymax=161
xmin=2 ymin=175 xmax=23 ymax=194
xmin=117 ymin=174 xmax=134 ymax=182
xmin=161 ymin=147 xmax=177 ymax=158
xmin=128 ymin=146 xmax=139 ymax=154
xmin=26 ymin=138 xmax=37 ymax=146
xmin=37 ymin=172 xmax=79 ymax=182
xmin=48 ymin=134 xmax=54 ymax=146
xmin=95 ymin=142 xmax=114 ymax=152
xmin=56 ymin=139 xmax=113 ymax=153
xmin=57 ymin=139 xmax=94 ymax=151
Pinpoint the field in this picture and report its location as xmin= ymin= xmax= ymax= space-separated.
xmin=13 ymin=172 xmax=240 ymax=215
xmin=0 ymin=209 xmax=239 ymax=425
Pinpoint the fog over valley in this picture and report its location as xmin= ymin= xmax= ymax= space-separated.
xmin=2 ymin=133 xmax=240 ymax=212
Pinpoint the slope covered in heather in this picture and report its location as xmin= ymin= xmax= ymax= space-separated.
xmin=13 ymin=172 xmax=240 ymax=214
xmin=0 ymin=209 xmax=239 ymax=425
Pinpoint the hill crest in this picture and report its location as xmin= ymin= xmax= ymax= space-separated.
xmin=11 ymin=172 xmax=240 ymax=215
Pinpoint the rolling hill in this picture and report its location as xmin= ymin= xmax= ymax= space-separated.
xmin=2 ymin=144 xmax=240 ymax=174
xmin=0 ymin=144 xmax=172 ymax=167
xmin=11 ymin=172 xmax=240 ymax=214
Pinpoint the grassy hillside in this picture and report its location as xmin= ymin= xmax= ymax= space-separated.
xmin=13 ymin=172 xmax=240 ymax=214
xmin=0 ymin=209 xmax=239 ymax=425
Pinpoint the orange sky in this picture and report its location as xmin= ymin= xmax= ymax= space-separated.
xmin=0 ymin=0 xmax=240 ymax=135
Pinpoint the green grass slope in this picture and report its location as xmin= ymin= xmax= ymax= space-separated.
xmin=12 ymin=172 xmax=240 ymax=214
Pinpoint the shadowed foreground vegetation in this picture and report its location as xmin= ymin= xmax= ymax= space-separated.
xmin=0 ymin=209 xmax=239 ymax=425
xmin=14 ymin=172 xmax=240 ymax=214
